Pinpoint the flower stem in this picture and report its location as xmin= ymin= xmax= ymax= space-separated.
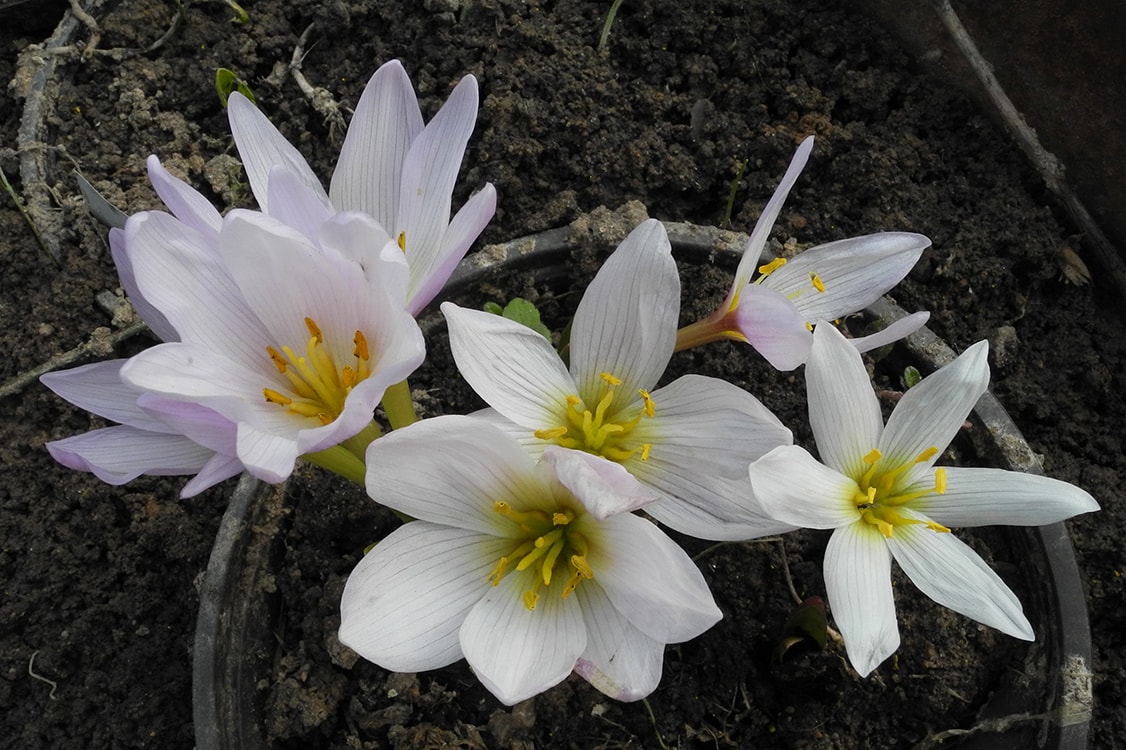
xmin=381 ymin=378 xmax=418 ymax=430
xmin=342 ymin=421 xmax=383 ymax=462
xmin=303 ymin=444 xmax=367 ymax=486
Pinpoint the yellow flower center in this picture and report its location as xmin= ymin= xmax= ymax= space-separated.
xmin=488 ymin=501 xmax=594 ymax=610
xmin=533 ymin=372 xmax=654 ymax=462
xmin=853 ymin=446 xmax=950 ymax=538
xmin=261 ymin=316 xmax=372 ymax=425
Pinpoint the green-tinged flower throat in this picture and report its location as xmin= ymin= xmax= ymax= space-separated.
xmin=488 ymin=501 xmax=593 ymax=611
xmin=533 ymin=372 xmax=654 ymax=462
xmin=263 ymin=317 xmax=373 ymax=425
xmin=854 ymin=446 xmax=950 ymax=538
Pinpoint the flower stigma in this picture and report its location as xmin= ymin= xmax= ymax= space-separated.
xmin=262 ymin=317 xmax=373 ymax=425
xmin=533 ymin=372 xmax=654 ymax=462
xmin=853 ymin=446 xmax=950 ymax=538
xmin=488 ymin=500 xmax=594 ymax=610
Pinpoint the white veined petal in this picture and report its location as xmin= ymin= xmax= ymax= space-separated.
xmin=730 ymin=283 xmax=812 ymax=371
xmin=460 ymin=568 xmax=587 ymax=706
xmin=763 ymin=232 xmax=930 ymax=323
xmin=145 ymin=155 xmax=221 ymax=238
xmin=573 ymin=584 xmax=664 ymax=702
xmin=442 ymin=303 xmax=575 ymax=429
xmin=589 ymin=512 xmax=721 ymax=643
xmin=40 ymin=360 xmax=162 ymax=430
xmin=226 ymin=92 xmax=329 ymax=213
xmin=824 ymin=522 xmax=899 ymax=677
xmin=880 ymin=340 xmax=989 ymax=467
xmin=641 ymin=474 xmax=798 ymax=541
xmin=747 ymin=446 xmax=861 ymax=529
xmin=570 ymin=219 xmax=678 ymax=396
xmin=137 ymin=394 xmax=238 ymax=455
xmin=887 ymin=523 xmax=1033 ymax=640
xmin=109 ymin=225 xmax=178 ymax=342
xmin=364 ymin=415 xmax=551 ymax=536
xmin=178 ymin=453 xmax=245 ymax=498
xmin=265 ymin=165 xmax=335 ymax=241
xmin=234 ymin=421 xmax=302 ymax=483
xmin=45 ymin=426 xmax=216 ymax=484
xmin=330 ymin=59 xmax=424 ymax=227
xmin=339 ymin=522 xmax=509 ymax=673
xmin=468 ymin=407 xmax=547 ymax=459
xmin=807 ymin=324 xmax=884 ymax=477
xmin=849 ymin=311 xmax=930 ymax=354
xmin=408 ymin=184 xmax=497 ymax=315
xmin=541 ymin=446 xmax=661 ymax=520
xmin=915 ymin=467 xmax=1099 ymax=527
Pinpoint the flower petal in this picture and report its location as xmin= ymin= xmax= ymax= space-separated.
xmin=45 ymin=426 xmax=216 ymax=484
xmin=460 ymin=568 xmax=587 ymax=706
xmin=824 ymin=522 xmax=899 ymax=677
xmin=573 ymin=584 xmax=664 ymax=701
xmin=748 ymin=445 xmax=861 ymax=529
xmin=408 ymin=184 xmax=497 ymax=315
xmin=916 ymin=467 xmax=1099 ymax=527
xmin=570 ymin=218 xmax=678 ymax=396
xmin=807 ymin=324 xmax=884 ymax=477
xmin=110 ymin=225 xmax=179 ymax=342
xmin=880 ymin=340 xmax=989 ymax=467
xmin=145 ymin=155 xmax=221 ymax=239
xmin=40 ymin=360 xmax=161 ymax=430
xmin=730 ymin=284 xmax=812 ymax=370
xmin=442 ymin=302 xmax=576 ymax=429
xmin=589 ymin=512 xmax=721 ymax=643
xmin=849 ymin=311 xmax=930 ymax=354
xmin=887 ymin=523 xmax=1033 ymax=640
xmin=265 ymin=165 xmax=335 ymax=240
xmin=179 ymin=453 xmax=245 ymax=498
xmin=541 ymin=446 xmax=661 ymax=520
xmin=642 ymin=474 xmax=798 ymax=541
xmin=340 ymin=521 xmax=509 ymax=672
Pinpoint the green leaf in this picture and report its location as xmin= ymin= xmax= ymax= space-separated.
xmin=215 ymin=68 xmax=256 ymax=107
xmin=901 ymin=365 xmax=922 ymax=390
xmin=485 ymin=298 xmax=551 ymax=341
xmin=772 ymin=596 xmax=828 ymax=665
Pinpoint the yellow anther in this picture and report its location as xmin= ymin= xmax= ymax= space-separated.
xmin=639 ymin=389 xmax=655 ymax=418
xmin=934 ymin=467 xmax=947 ymax=494
xmin=640 ymin=443 xmax=652 ymax=461
xmin=304 ymin=317 xmax=323 ymax=343
xmin=805 ymin=321 xmax=814 ymax=332
xmin=571 ymin=554 xmax=593 ymax=579
xmin=263 ymin=388 xmax=292 ymax=405
xmin=863 ymin=448 xmax=883 ymax=464
xmin=810 ymin=272 xmax=826 ymax=293
xmin=353 ymin=330 xmax=369 ymax=361
xmin=266 ymin=347 xmax=288 ymax=373
xmin=397 ymin=231 xmax=406 ymax=252
xmin=926 ymin=520 xmax=952 ymax=534
xmin=522 ymin=590 xmax=539 ymax=610
xmin=914 ymin=446 xmax=938 ymax=463
xmin=534 ymin=426 xmax=569 ymax=440
xmin=758 ymin=257 xmax=787 ymax=276
xmin=552 ymin=512 xmax=572 ymax=526
xmin=341 ymin=366 xmax=358 ymax=389
xmin=600 ymin=372 xmax=622 ymax=386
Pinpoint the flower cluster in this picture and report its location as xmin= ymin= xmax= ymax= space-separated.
xmin=43 ymin=61 xmax=1098 ymax=705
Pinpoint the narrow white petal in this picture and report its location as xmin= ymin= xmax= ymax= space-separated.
xmin=179 ymin=453 xmax=245 ymax=498
xmin=365 ymin=415 xmax=550 ymax=535
xmin=45 ymin=425 xmax=215 ymax=483
xmin=460 ymin=569 xmax=587 ymax=706
xmin=764 ymin=232 xmax=930 ymax=323
xmin=442 ymin=303 xmax=575 ymax=429
xmin=408 ymin=184 xmax=497 ymax=315
xmin=730 ymin=284 xmax=812 ymax=370
xmin=137 ymin=394 xmax=238 ymax=454
xmin=265 ymin=166 xmax=334 ymax=240
xmin=916 ymin=467 xmax=1099 ymax=527
xmin=109 ymin=225 xmax=178 ymax=342
xmin=573 ymin=585 xmax=664 ymax=701
xmin=807 ymin=324 xmax=884 ymax=477
xmin=642 ymin=474 xmax=798 ymax=541
xmin=340 ymin=522 xmax=508 ymax=672
xmin=590 ymin=512 xmax=721 ymax=643
xmin=570 ymin=219 xmax=678 ymax=396
xmin=40 ymin=360 xmax=163 ymax=430
xmin=330 ymin=60 xmax=424 ymax=227
xmin=748 ymin=446 xmax=860 ymax=529
xmin=849 ymin=311 xmax=930 ymax=354
xmin=880 ymin=340 xmax=989 ymax=467
xmin=541 ymin=446 xmax=661 ymax=520
xmin=887 ymin=524 xmax=1033 ymax=640
xmin=145 ymin=155 xmax=221 ymax=238
xmin=226 ymin=92 xmax=329 ymax=213
xmin=824 ymin=523 xmax=899 ymax=676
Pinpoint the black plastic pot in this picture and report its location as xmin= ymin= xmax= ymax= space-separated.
xmin=192 ymin=220 xmax=1092 ymax=750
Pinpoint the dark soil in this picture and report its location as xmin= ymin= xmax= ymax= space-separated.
xmin=1 ymin=0 xmax=1122 ymax=748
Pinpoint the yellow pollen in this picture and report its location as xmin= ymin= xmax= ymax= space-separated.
xmin=600 ymin=372 xmax=622 ymax=386
xmin=397 ymin=231 xmax=406 ymax=252
xmin=639 ymin=389 xmax=655 ymax=418
xmin=810 ymin=272 xmax=826 ymax=293
xmin=855 ymin=445 xmax=950 ymax=537
xmin=805 ymin=321 xmax=814 ymax=332
xmin=934 ymin=467 xmax=947 ymax=494
xmin=757 ymin=257 xmax=787 ymax=277
xmin=914 ymin=446 xmax=938 ymax=463
xmin=263 ymin=388 xmax=292 ymax=405
xmin=304 ymin=317 xmax=323 ymax=343
xmin=863 ymin=448 xmax=883 ymax=464
xmin=536 ymin=371 xmax=656 ymax=464
xmin=267 ymin=346 xmax=288 ymax=373
xmin=353 ymin=330 xmax=369 ymax=361
xmin=489 ymin=501 xmax=593 ymax=610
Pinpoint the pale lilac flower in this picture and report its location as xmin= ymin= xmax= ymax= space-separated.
xmin=117 ymin=208 xmax=425 ymax=483
xmin=676 ymin=136 xmax=931 ymax=370
xmin=227 ymin=59 xmax=496 ymax=315
xmin=747 ymin=324 xmax=1099 ymax=675
xmin=442 ymin=218 xmax=794 ymax=540
xmin=41 ymin=360 xmax=242 ymax=498
xmin=340 ymin=415 xmax=721 ymax=705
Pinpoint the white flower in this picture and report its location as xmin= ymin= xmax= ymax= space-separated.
xmin=227 ymin=59 xmax=496 ymax=315
xmin=747 ymin=324 xmax=1099 ymax=675
xmin=117 ymin=208 xmax=425 ymax=483
xmin=442 ymin=218 xmax=794 ymax=540
xmin=676 ymin=136 xmax=931 ymax=370
xmin=339 ymin=415 xmax=721 ymax=705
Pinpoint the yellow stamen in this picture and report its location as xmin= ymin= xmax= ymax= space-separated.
xmin=304 ymin=317 xmax=323 ymax=343
xmin=263 ymin=388 xmax=292 ymax=405
xmin=639 ymin=389 xmax=655 ymax=418
xmin=353 ymin=330 xmax=369 ymax=361
xmin=810 ymin=272 xmax=825 ymax=293
xmin=934 ymin=467 xmax=947 ymax=494
xmin=397 ymin=231 xmax=406 ymax=252
xmin=758 ymin=257 xmax=787 ymax=277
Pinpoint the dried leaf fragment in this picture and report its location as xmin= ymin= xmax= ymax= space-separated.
xmin=1056 ymin=243 xmax=1092 ymax=286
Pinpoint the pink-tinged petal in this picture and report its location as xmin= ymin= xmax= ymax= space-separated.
xmin=887 ymin=523 xmax=1033 ymax=640
xmin=265 ymin=166 xmax=334 ymax=240
xmin=137 ymin=394 xmax=238 ymax=455
xmin=340 ymin=522 xmax=509 ymax=673
xmin=748 ymin=446 xmax=861 ymax=529
xmin=763 ymin=232 xmax=930 ymax=323
xmin=46 ymin=426 xmax=216 ymax=484
xmin=407 ymin=184 xmax=497 ymax=315
xmin=145 ymin=155 xmax=221 ymax=239
xmin=365 ymin=415 xmax=548 ymax=536
xmin=728 ymin=136 xmax=814 ymax=295
xmin=570 ymin=219 xmax=678 ymax=397
xmin=589 ymin=512 xmax=721 ymax=643
xmin=541 ymin=446 xmax=661 ymax=520
xmin=330 ymin=60 xmax=424 ymax=228
xmin=915 ymin=467 xmax=1099 ymax=528
xmin=226 ymin=92 xmax=330 ymax=213
xmin=573 ymin=585 xmax=663 ymax=701
xmin=179 ymin=453 xmax=245 ymax=498
xmin=642 ymin=474 xmax=798 ymax=541
xmin=806 ymin=324 xmax=884 ymax=477
xmin=730 ymin=284 xmax=812 ymax=370
xmin=849 ymin=311 xmax=930 ymax=354
xmin=398 ymin=74 xmax=481 ymax=294
xmin=40 ymin=360 xmax=162 ymax=430
xmin=460 ymin=568 xmax=587 ymax=706
xmin=824 ymin=522 xmax=899 ymax=677
xmin=880 ymin=340 xmax=989 ymax=468
xmin=109 ymin=224 xmax=178 ymax=342
xmin=442 ymin=303 xmax=575 ymax=429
